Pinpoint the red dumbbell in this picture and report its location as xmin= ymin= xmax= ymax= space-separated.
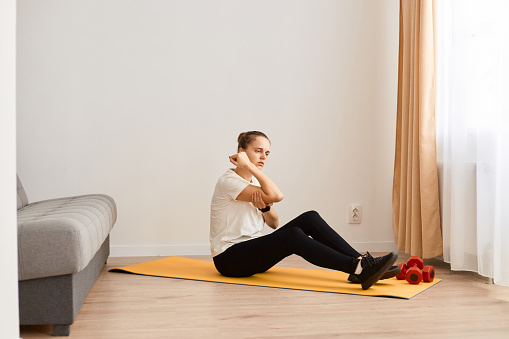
xmin=396 ymin=263 xmax=407 ymax=280
xmin=406 ymin=256 xmax=424 ymax=284
xmin=422 ymin=265 xmax=435 ymax=282
xmin=402 ymin=256 xmax=435 ymax=284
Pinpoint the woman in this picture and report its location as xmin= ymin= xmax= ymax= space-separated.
xmin=210 ymin=131 xmax=399 ymax=290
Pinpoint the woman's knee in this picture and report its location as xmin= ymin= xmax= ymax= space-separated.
xmin=299 ymin=210 xmax=321 ymax=222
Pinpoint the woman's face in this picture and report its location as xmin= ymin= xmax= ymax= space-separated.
xmin=240 ymin=136 xmax=271 ymax=170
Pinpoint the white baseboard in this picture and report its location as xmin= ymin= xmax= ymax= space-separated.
xmin=350 ymin=241 xmax=398 ymax=253
xmin=110 ymin=245 xmax=211 ymax=257
xmin=110 ymin=241 xmax=397 ymax=257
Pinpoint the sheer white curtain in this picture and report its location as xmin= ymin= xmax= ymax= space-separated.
xmin=437 ymin=0 xmax=509 ymax=287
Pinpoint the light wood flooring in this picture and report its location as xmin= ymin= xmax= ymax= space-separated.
xmin=20 ymin=253 xmax=509 ymax=338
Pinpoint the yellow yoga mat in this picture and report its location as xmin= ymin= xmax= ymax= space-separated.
xmin=109 ymin=256 xmax=441 ymax=299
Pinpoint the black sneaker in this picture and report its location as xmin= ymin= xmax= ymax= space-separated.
xmin=348 ymin=264 xmax=401 ymax=283
xmin=355 ymin=251 xmax=398 ymax=290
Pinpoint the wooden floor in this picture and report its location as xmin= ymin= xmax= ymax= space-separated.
xmin=20 ymin=253 xmax=509 ymax=338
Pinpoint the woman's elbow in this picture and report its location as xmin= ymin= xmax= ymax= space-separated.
xmin=268 ymin=220 xmax=279 ymax=229
xmin=263 ymin=192 xmax=284 ymax=204
xmin=272 ymin=193 xmax=284 ymax=203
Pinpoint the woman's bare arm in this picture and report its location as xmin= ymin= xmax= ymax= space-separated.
xmin=230 ymin=152 xmax=284 ymax=203
xmin=251 ymin=191 xmax=279 ymax=229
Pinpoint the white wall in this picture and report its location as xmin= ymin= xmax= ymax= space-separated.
xmin=17 ymin=0 xmax=399 ymax=256
xmin=0 ymin=0 xmax=20 ymax=337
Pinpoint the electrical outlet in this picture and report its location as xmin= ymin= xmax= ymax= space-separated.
xmin=348 ymin=204 xmax=362 ymax=224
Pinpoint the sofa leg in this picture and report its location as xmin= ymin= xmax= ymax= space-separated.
xmin=52 ymin=324 xmax=70 ymax=336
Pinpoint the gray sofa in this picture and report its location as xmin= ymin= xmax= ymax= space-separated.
xmin=17 ymin=175 xmax=116 ymax=336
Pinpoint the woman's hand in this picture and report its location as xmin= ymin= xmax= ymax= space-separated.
xmin=229 ymin=151 xmax=252 ymax=169
xmin=251 ymin=191 xmax=272 ymax=209
xmin=252 ymin=191 xmax=278 ymax=229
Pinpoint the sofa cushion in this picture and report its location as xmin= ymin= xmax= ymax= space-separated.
xmin=17 ymin=194 xmax=116 ymax=281
xmin=17 ymin=175 xmax=29 ymax=210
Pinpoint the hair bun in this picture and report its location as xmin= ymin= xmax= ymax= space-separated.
xmin=237 ymin=132 xmax=247 ymax=143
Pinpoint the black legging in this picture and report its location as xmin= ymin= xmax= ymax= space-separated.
xmin=213 ymin=210 xmax=362 ymax=277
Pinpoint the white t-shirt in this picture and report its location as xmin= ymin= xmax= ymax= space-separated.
xmin=210 ymin=169 xmax=265 ymax=257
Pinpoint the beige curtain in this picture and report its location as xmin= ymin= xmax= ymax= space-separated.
xmin=393 ymin=0 xmax=443 ymax=259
